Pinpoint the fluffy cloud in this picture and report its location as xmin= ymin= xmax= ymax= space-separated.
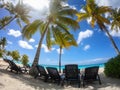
xmin=8 ymin=29 xmax=21 ymax=37
xmin=96 ymin=0 xmax=120 ymax=8
xmin=77 ymin=30 xmax=93 ymax=44
xmin=57 ymin=48 xmax=64 ymax=54
xmin=29 ymin=38 xmax=35 ymax=42
xmin=84 ymin=45 xmax=90 ymax=51
xmin=42 ymin=44 xmax=55 ymax=53
xmin=110 ymin=30 xmax=120 ymax=37
xmin=18 ymin=40 xmax=33 ymax=49
xmin=35 ymin=44 xmax=55 ymax=53
xmin=41 ymin=44 xmax=51 ymax=53
xmin=7 ymin=40 xmax=13 ymax=44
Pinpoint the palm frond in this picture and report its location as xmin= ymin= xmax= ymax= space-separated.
xmin=98 ymin=6 xmax=112 ymax=14
xmin=54 ymin=21 xmax=70 ymax=33
xmin=97 ymin=15 xmax=110 ymax=24
xmin=90 ymin=17 xmax=96 ymax=27
xmin=22 ymin=20 xmax=43 ymax=39
xmin=58 ymin=8 xmax=78 ymax=17
xmin=76 ymin=13 xmax=89 ymax=21
xmin=46 ymin=28 xmax=52 ymax=49
xmin=58 ymin=16 xmax=80 ymax=30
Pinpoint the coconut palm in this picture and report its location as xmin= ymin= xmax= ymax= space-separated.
xmin=110 ymin=8 xmax=120 ymax=32
xmin=22 ymin=0 xmax=79 ymax=73
xmin=0 ymin=0 xmax=30 ymax=30
xmin=21 ymin=54 xmax=29 ymax=66
xmin=0 ymin=37 xmax=7 ymax=49
xmin=76 ymin=0 xmax=120 ymax=55
xmin=0 ymin=37 xmax=7 ymax=57
xmin=56 ymin=32 xmax=77 ymax=73
xmin=10 ymin=50 xmax=20 ymax=61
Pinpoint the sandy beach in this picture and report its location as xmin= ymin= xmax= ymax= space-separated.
xmin=0 ymin=59 xmax=120 ymax=90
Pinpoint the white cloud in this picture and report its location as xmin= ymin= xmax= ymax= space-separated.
xmin=36 ymin=44 xmax=55 ymax=53
xmin=87 ymin=17 xmax=92 ymax=24
xmin=77 ymin=29 xmax=93 ymax=44
xmin=18 ymin=40 xmax=33 ymax=49
xmin=7 ymin=40 xmax=13 ymax=44
xmin=24 ymin=0 xmax=50 ymax=21
xmin=84 ymin=45 xmax=90 ymax=51
xmin=105 ymin=25 xmax=120 ymax=37
xmin=35 ymin=45 xmax=38 ymax=48
xmin=57 ymin=48 xmax=64 ymax=54
xmin=96 ymin=0 xmax=120 ymax=8
xmin=79 ymin=8 xmax=85 ymax=12
xmin=8 ymin=29 xmax=21 ymax=37
xmin=3 ymin=0 xmax=50 ymax=21
xmin=29 ymin=38 xmax=35 ymax=42
xmin=77 ymin=57 xmax=109 ymax=65
xmin=110 ymin=30 xmax=120 ymax=37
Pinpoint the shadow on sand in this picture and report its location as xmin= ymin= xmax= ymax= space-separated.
xmin=0 ymin=68 xmax=120 ymax=90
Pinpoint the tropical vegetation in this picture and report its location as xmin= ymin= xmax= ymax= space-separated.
xmin=0 ymin=0 xmax=120 ymax=77
xmin=21 ymin=54 xmax=29 ymax=66
xmin=76 ymin=0 xmax=120 ymax=55
xmin=104 ymin=55 xmax=120 ymax=78
xmin=22 ymin=0 xmax=79 ymax=74
xmin=110 ymin=8 xmax=120 ymax=32
xmin=0 ymin=0 xmax=30 ymax=30
xmin=0 ymin=37 xmax=7 ymax=57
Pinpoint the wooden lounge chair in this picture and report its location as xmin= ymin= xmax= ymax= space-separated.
xmin=3 ymin=58 xmax=22 ymax=74
xmin=63 ymin=68 xmax=80 ymax=74
xmin=82 ymin=66 xmax=102 ymax=87
xmin=64 ymin=64 xmax=81 ymax=88
xmin=34 ymin=65 xmax=49 ymax=82
xmin=46 ymin=67 xmax=64 ymax=85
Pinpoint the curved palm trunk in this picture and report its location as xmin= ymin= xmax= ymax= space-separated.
xmin=104 ymin=28 xmax=120 ymax=55
xmin=0 ymin=16 xmax=16 ymax=30
xmin=29 ymin=21 xmax=50 ymax=76
xmin=32 ymin=21 xmax=50 ymax=67
xmin=59 ymin=46 xmax=62 ymax=73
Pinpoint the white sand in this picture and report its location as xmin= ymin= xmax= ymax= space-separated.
xmin=0 ymin=59 xmax=120 ymax=90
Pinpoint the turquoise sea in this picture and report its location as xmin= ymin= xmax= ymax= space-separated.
xmin=15 ymin=60 xmax=105 ymax=70
xmin=39 ymin=63 xmax=105 ymax=70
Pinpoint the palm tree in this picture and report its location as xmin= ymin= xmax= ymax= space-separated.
xmin=110 ymin=8 xmax=120 ymax=32
xmin=57 ymin=32 xmax=77 ymax=73
xmin=21 ymin=54 xmax=29 ymax=66
xmin=11 ymin=50 xmax=20 ymax=61
xmin=22 ymin=0 xmax=79 ymax=74
xmin=0 ymin=37 xmax=7 ymax=49
xmin=0 ymin=37 xmax=7 ymax=57
xmin=0 ymin=0 xmax=30 ymax=30
xmin=76 ymin=0 xmax=120 ymax=55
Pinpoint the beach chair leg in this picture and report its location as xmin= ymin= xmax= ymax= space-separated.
xmin=98 ymin=75 xmax=102 ymax=85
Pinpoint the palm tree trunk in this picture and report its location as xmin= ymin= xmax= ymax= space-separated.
xmin=59 ymin=46 xmax=62 ymax=73
xmin=0 ymin=16 xmax=16 ymax=30
xmin=32 ymin=22 xmax=50 ymax=67
xmin=104 ymin=28 xmax=120 ymax=55
xmin=29 ymin=21 xmax=50 ymax=76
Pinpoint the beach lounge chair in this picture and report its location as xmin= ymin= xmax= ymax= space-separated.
xmin=82 ymin=66 xmax=101 ymax=87
xmin=46 ymin=67 xmax=64 ymax=85
xmin=3 ymin=58 xmax=22 ymax=74
xmin=64 ymin=64 xmax=81 ymax=88
xmin=63 ymin=68 xmax=80 ymax=74
xmin=34 ymin=65 xmax=49 ymax=82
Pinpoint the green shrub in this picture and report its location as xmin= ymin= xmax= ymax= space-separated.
xmin=104 ymin=55 xmax=120 ymax=78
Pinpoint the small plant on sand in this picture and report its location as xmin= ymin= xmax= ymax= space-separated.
xmin=104 ymin=55 xmax=120 ymax=78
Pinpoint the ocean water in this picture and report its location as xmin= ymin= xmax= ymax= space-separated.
xmin=40 ymin=63 xmax=105 ymax=70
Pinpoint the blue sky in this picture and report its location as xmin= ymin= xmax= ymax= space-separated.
xmin=0 ymin=0 xmax=120 ymax=65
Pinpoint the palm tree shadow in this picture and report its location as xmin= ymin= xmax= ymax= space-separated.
xmin=0 ymin=68 xmax=65 ymax=90
xmin=81 ymin=73 xmax=120 ymax=90
xmin=1 ymin=68 xmax=120 ymax=90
